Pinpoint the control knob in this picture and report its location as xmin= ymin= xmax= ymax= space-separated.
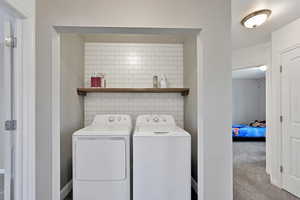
xmin=153 ymin=117 xmax=159 ymax=123
xmin=108 ymin=116 xmax=115 ymax=122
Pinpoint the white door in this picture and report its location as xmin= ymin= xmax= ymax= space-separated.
xmin=0 ymin=13 xmax=16 ymax=200
xmin=281 ymin=47 xmax=300 ymax=198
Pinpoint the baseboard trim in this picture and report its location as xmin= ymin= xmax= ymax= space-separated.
xmin=59 ymin=178 xmax=196 ymax=198
xmin=60 ymin=180 xmax=72 ymax=200
xmin=191 ymin=177 xmax=198 ymax=194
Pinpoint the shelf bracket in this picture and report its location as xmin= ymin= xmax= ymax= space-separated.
xmin=77 ymin=89 xmax=87 ymax=96
xmin=181 ymin=90 xmax=189 ymax=96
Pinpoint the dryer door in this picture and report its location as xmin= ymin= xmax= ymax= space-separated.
xmin=74 ymin=136 xmax=126 ymax=181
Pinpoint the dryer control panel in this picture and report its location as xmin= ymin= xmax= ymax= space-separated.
xmin=92 ymin=114 xmax=132 ymax=127
xmin=136 ymin=115 xmax=176 ymax=127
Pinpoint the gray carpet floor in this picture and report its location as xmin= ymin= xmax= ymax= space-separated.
xmin=233 ymin=141 xmax=299 ymax=200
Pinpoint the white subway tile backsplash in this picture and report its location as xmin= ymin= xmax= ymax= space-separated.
xmin=84 ymin=43 xmax=184 ymax=127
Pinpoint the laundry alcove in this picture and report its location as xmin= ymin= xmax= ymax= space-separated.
xmin=56 ymin=27 xmax=201 ymax=199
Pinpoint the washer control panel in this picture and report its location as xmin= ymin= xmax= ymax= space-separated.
xmin=136 ymin=115 xmax=176 ymax=127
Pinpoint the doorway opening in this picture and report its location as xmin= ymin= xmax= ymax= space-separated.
xmin=232 ymin=66 xmax=300 ymax=200
xmin=232 ymin=66 xmax=267 ymax=200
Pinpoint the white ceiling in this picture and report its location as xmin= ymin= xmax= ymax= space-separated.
xmin=232 ymin=0 xmax=300 ymax=50
xmin=232 ymin=67 xmax=265 ymax=80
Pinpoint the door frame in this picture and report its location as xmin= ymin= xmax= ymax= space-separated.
xmin=231 ymin=65 xmax=271 ymax=174
xmin=51 ymin=28 xmax=61 ymax=200
xmin=0 ymin=1 xmax=36 ymax=200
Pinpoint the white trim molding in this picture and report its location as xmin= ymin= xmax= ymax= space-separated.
xmin=52 ymin=28 xmax=61 ymax=200
xmin=18 ymin=11 xmax=36 ymax=200
xmin=60 ymin=180 xmax=72 ymax=200
xmin=197 ymin=32 xmax=205 ymax=200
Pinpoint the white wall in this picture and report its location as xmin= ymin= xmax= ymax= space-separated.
xmin=36 ymin=1 xmax=232 ymax=200
xmin=60 ymin=34 xmax=84 ymax=189
xmin=232 ymin=79 xmax=266 ymax=124
xmin=183 ymin=36 xmax=198 ymax=182
xmin=232 ymin=42 xmax=271 ymax=70
xmin=270 ymin=17 xmax=300 ymax=188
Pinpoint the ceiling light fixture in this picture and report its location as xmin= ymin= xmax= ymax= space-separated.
xmin=241 ymin=9 xmax=272 ymax=29
xmin=258 ymin=65 xmax=268 ymax=71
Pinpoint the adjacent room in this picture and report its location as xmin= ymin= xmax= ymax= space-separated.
xmin=232 ymin=67 xmax=266 ymax=141
xmin=232 ymin=66 xmax=268 ymax=198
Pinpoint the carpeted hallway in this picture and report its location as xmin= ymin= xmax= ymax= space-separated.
xmin=233 ymin=141 xmax=299 ymax=200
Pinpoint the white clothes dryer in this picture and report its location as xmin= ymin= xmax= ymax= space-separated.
xmin=73 ymin=114 xmax=132 ymax=200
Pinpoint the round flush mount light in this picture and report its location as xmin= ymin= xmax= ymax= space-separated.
xmin=241 ymin=9 xmax=272 ymax=29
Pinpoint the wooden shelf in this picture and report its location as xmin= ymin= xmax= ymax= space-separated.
xmin=77 ymin=88 xmax=190 ymax=96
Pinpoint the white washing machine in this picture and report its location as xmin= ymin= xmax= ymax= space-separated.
xmin=133 ymin=115 xmax=191 ymax=200
xmin=73 ymin=114 xmax=132 ymax=200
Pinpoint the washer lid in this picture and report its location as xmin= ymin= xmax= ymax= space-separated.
xmin=134 ymin=126 xmax=190 ymax=137
xmin=73 ymin=125 xmax=132 ymax=136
